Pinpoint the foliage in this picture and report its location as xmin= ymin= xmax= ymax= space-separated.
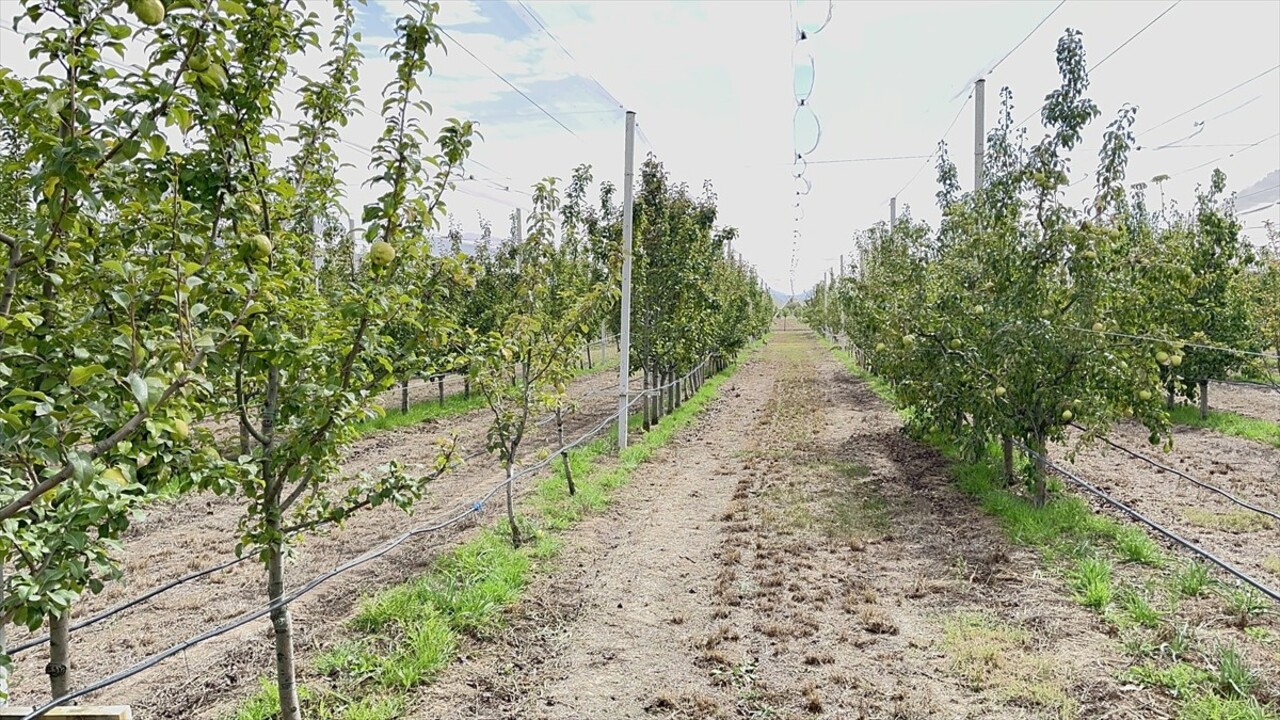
xmin=804 ymin=29 xmax=1267 ymax=505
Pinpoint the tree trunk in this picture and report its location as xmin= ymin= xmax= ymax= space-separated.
xmin=1 ymin=561 xmax=7 ymax=706
xmin=464 ymin=376 xmax=470 ymax=399
xmin=1166 ymin=385 xmax=1175 ymax=409
xmin=400 ymin=379 xmax=409 ymax=414
xmin=586 ymin=343 xmax=593 ymax=369
xmin=1001 ymin=435 xmax=1014 ymax=485
xmin=504 ymin=461 xmax=522 ymax=547
xmin=437 ymin=376 xmax=445 ymax=406
xmin=47 ymin=610 xmax=70 ymax=699
xmin=557 ymin=408 xmax=575 ymax=496
xmin=641 ymin=368 xmax=650 ymax=431
xmin=1031 ymin=434 xmax=1048 ymax=508
xmin=260 ymin=365 xmax=300 ymax=720
xmin=239 ymin=423 xmax=251 ymax=457
xmin=267 ymin=532 xmax=301 ymax=720
xmin=1198 ymin=378 xmax=1209 ymax=419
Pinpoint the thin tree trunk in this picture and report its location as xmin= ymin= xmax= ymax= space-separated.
xmin=586 ymin=343 xmax=592 ymax=369
xmin=1198 ymin=379 xmax=1209 ymax=419
xmin=557 ymin=408 xmax=575 ymax=496
xmin=267 ymin=530 xmax=301 ymax=720
xmin=239 ymin=423 xmax=251 ymax=457
xmin=642 ymin=368 xmax=651 ymax=431
xmin=1167 ymin=385 xmax=1175 ymax=409
xmin=504 ymin=462 xmax=521 ymax=547
xmin=1001 ymin=435 xmax=1015 ymax=485
xmin=400 ymin=379 xmax=409 ymax=414
xmin=47 ymin=610 xmax=70 ymax=699
xmin=437 ymin=376 xmax=445 ymax=406
xmin=0 ymin=561 xmax=7 ymax=707
xmin=1031 ymin=433 xmax=1048 ymax=508
xmin=261 ymin=365 xmax=300 ymax=720
xmin=0 ymin=242 xmax=20 ymax=317
xmin=464 ymin=375 xmax=470 ymax=399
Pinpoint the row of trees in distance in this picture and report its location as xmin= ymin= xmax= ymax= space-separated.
xmin=0 ymin=0 xmax=770 ymax=715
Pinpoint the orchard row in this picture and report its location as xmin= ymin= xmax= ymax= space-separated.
xmin=804 ymin=29 xmax=1279 ymax=505
xmin=0 ymin=0 xmax=772 ymax=715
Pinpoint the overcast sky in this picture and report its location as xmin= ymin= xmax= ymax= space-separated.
xmin=2 ymin=0 xmax=1278 ymax=295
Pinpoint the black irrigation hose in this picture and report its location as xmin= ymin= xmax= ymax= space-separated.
xmin=6 ymin=555 xmax=251 ymax=656
xmin=20 ymin=354 xmax=732 ymax=719
xmin=1079 ymin=427 xmax=1280 ymax=523
xmin=9 ymin=370 xmax=630 ymax=655
xmin=1015 ymin=440 xmax=1280 ymax=604
xmin=1215 ymin=378 xmax=1280 ymax=394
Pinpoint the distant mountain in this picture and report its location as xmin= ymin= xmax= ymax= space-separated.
xmin=768 ymin=287 xmax=811 ymax=307
xmin=1238 ymin=169 xmax=1280 ymax=210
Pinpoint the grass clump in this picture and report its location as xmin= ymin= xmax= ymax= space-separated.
xmin=940 ymin=611 xmax=1077 ymax=716
xmin=1182 ymin=507 xmax=1275 ymax=534
xmin=1070 ymin=557 xmax=1115 ymax=610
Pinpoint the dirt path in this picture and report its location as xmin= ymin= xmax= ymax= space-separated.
xmin=4 ymin=367 xmax=633 ymax=715
xmin=413 ymin=327 xmax=1158 ymax=719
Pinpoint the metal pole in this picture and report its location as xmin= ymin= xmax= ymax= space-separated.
xmin=618 ymin=111 xmax=637 ymax=450
xmin=889 ymin=196 xmax=897 ymax=227
xmin=974 ymin=78 xmax=986 ymax=190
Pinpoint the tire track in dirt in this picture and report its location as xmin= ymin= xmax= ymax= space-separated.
xmin=3 ymin=368 xmax=636 ymax=717
xmin=412 ymin=327 xmax=1163 ymax=719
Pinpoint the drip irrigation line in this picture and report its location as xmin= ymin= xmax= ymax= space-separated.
xmin=1215 ymin=377 xmax=1280 ymax=393
xmin=1014 ymin=440 xmax=1280 ymax=604
xmin=7 ymin=363 xmax=623 ymax=656
xmin=1069 ymin=325 xmax=1279 ymax=360
xmin=1074 ymin=425 xmax=1280 ymax=523
xmin=24 ymin=348 xmax=745 ymax=718
xmin=18 ymin=359 xmax=685 ymax=719
xmin=5 ymin=555 xmax=251 ymax=656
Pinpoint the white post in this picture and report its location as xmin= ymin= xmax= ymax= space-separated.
xmin=514 ymin=208 xmax=523 ymax=274
xmin=889 ymin=196 xmax=897 ymax=227
xmin=974 ymin=78 xmax=986 ymax=191
xmin=618 ymin=111 xmax=637 ymax=450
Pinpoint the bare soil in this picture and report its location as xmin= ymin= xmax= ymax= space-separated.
xmin=1208 ymin=381 xmax=1280 ymax=423
xmin=1061 ymin=419 xmax=1280 ymax=609
xmin=3 ymin=366 xmax=630 ymax=717
xmin=412 ymin=328 xmax=1163 ymax=719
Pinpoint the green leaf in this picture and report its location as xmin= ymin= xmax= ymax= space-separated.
xmin=68 ymin=364 xmax=107 ymax=387
xmin=128 ymin=374 xmax=149 ymax=408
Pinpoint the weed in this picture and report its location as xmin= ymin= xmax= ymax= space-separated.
xmin=1070 ymin=557 xmax=1114 ymax=609
xmin=1115 ymin=527 xmax=1165 ymax=566
xmin=1261 ymin=556 xmax=1280 ymax=577
xmin=1117 ymin=586 xmax=1164 ymax=628
xmin=1220 ymin=585 xmax=1272 ymax=628
xmin=1124 ymin=661 xmax=1212 ymax=699
xmin=1213 ymin=643 xmax=1258 ymax=699
xmin=1174 ymin=561 xmax=1214 ymax=598
xmin=1178 ymin=695 xmax=1275 ymax=720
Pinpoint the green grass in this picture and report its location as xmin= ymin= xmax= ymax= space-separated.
xmin=1169 ymin=405 xmax=1280 ymax=450
xmin=228 ymin=345 xmax=756 ymax=719
xmin=817 ymin=337 xmax=1280 ymax=720
xmin=354 ymin=359 xmax=617 ymax=436
xmin=353 ymin=388 xmax=490 ymax=435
